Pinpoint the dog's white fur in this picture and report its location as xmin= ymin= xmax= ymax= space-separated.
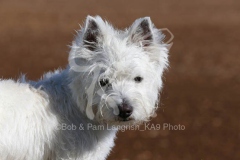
xmin=0 ymin=16 xmax=169 ymax=160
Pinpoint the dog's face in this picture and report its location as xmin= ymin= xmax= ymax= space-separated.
xmin=69 ymin=16 xmax=169 ymax=125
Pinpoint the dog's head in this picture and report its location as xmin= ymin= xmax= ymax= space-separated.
xmin=69 ymin=16 xmax=169 ymax=125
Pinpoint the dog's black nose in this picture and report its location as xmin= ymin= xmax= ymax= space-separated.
xmin=118 ymin=102 xmax=133 ymax=119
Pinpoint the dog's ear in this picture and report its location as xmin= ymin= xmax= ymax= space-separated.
xmin=128 ymin=17 xmax=154 ymax=47
xmin=83 ymin=16 xmax=102 ymax=51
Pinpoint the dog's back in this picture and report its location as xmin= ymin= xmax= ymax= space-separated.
xmin=0 ymin=80 xmax=58 ymax=160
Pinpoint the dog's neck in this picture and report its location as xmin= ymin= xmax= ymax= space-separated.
xmin=29 ymin=68 xmax=117 ymax=158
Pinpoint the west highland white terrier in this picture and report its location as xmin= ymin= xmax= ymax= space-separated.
xmin=0 ymin=16 xmax=169 ymax=160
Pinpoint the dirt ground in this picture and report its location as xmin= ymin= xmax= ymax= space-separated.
xmin=0 ymin=0 xmax=239 ymax=159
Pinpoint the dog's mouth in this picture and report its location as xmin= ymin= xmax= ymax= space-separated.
xmin=117 ymin=117 xmax=134 ymax=122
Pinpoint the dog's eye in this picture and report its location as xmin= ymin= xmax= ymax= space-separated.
xmin=134 ymin=76 xmax=143 ymax=83
xmin=99 ymin=79 xmax=109 ymax=87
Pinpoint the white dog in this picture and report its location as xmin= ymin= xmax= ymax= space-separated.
xmin=0 ymin=16 xmax=169 ymax=160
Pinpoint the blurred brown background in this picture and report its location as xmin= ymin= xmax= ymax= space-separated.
xmin=0 ymin=0 xmax=239 ymax=159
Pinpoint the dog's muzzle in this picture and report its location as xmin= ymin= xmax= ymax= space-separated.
xmin=118 ymin=101 xmax=133 ymax=120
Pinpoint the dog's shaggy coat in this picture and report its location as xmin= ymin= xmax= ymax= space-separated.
xmin=0 ymin=16 xmax=169 ymax=160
